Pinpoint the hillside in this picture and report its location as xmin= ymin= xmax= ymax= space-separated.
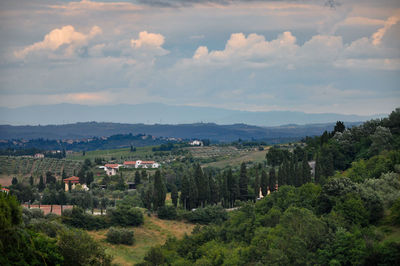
xmin=0 ymin=121 xmax=362 ymax=142
xmin=0 ymin=103 xmax=382 ymax=126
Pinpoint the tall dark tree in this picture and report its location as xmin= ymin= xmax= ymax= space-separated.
xmin=171 ymin=183 xmax=178 ymax=207
xmin=221 ymin=172 xmax=229 ymax=208
xmin=209 ymin=174 xmax=219 ymax=205
xmin=135 ymin=171 xmax=141 ymax=185
xmin=117 ymin=173 xmax=125 ymax=191
xmin=302 ymin=153 xmax=311 ymax=184
xmin=29 ymin=176 xmax=34 ymax=186
xmin=333 ymin=121 xmax=346 ymax=134
xmin=141 ymin=170 xmax=148 ymax=183
xmin=12 ymin=177 xmax=18 ymax=185
xmin=62 ymin=170 xmax=67 ymax=181
xmin=253 ymin=170 xmax=261 ymax=200
xmin=260 ymin=169 xmax=269 ymax=197
xmin=38 ymin=175 xmax=45 ymax=192
xmin=239 ymin=162 xmax=248 ymax=201
xmin=180 ymin=175 xmax=190 ymax=210
xmin=194 ymin=164 xmax=208 ymax=207
xmin=188 ymin=175 xmax=198 ymax=210
xmin=152 ymin=170 xmax=166 ymax=210
xmin=86 ymin=172 xmax=94 ymax=186
xmin=269 ymin=168 xmax=276 ymax=193
xmin=227 ymin=169 xmax=237 ymax=207
xmin=46 ymin=171 xmax=56 ymax=185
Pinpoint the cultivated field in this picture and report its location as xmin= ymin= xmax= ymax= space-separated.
xmin=0 ymin=156 xmax=82 ymax=185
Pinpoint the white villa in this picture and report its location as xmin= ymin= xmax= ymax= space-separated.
xmin=189 ymin=140 xmax=203 ymax=146
xmin=123 ymin=160 xmax=160 ymax=169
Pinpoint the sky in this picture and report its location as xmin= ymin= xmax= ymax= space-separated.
xmin=0 ymin=0 xmax=399 ymax=116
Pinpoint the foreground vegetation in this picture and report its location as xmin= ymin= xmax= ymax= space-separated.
xmin=1 ymin=108 xmax=399 ymax=265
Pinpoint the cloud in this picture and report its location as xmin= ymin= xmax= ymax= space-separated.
xmin=48 ymin=0 xmax=142 ymax=14
xmin=372 ymin=15 xmax=399 ymax=46
xmin=14 ymin=25 xmax=102 ymax=59
xmin=131 ymin=31 xmax=165 ymax=48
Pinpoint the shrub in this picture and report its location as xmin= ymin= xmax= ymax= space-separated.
xmin=183 ymin=205 xmax=228 ymax=224
xmin=61 ymin=207 xmax=108 ymax=230
xmin=157 ymin=205 xmax=177 ymax=220
xmin=107 ymin=205 xmax=144 ymax=227
xmin=106 ymin=227 xmax=134 ymax=245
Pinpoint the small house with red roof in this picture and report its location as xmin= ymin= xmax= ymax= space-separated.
xmin=63 ymin=176 xmax=88 ymax=191
xmin=100 ymin=163 xmax=121 ymax=176
xmin=1 ymin=188 xmax=10 ymax=194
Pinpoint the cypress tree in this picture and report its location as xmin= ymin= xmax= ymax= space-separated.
xmin=209 ymin=174 xmax=219 ymax=205
xmin=62 ymin=169 xmax=67 ymax=181
xmin=269 ymin=168 xmax=276 ymax=193
xmin=29 ymin=176 xmax=34 ymax=186
xmin=239 ymin=162 xmax=248 ymax=201
xmin=194 ymin=164 xmax=207 ymax=207
xmin=221 ymin=172 xmax=229 ymax=208
xmin=152 ymin=170 xmax=166 ymax=211
xmin=227 ymin=168 xmax=237 ymax=207
xmin=254 ymin=170 xmax=260 ymax=200
xmin=188 ymin=175 xmax=198 ymax=210
xmin=180 ymin=175 xmax=190 ymax=210
xmin=260 ymin=169 xmax=268 ymax=197
xmin=171 ymin=183 xmax=178 ymax=207
xmin=302 ymin=152 xmax=311 ymax=184
xmin=135 ymin=171 xmax=141 ymax=184
xmin=38 ymin=175 xmax=45 ymax=192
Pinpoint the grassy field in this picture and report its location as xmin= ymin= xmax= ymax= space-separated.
xmin=88 ymin=214 xmax=195 ymax=265
xmin=202 ymin=146 xmax=269 ymax=168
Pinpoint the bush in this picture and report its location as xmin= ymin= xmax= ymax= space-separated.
xmin=61 ymin=207 xmax=108 ymax=230
xmin=106 ymin=227 xmax=134 ymax=245
xmin=157 ymin=205 xmax=177 ymax=220
xmin=183 ymin=205 xmax=228 ymax=224
xmin=107 ymin=205 xmax=144 ymax=227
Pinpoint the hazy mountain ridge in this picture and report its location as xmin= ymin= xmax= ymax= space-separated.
xmin=0 ymin=103 xmax=383 ymax=126
xmin=0 ymin=121 xmax=363 ymax=142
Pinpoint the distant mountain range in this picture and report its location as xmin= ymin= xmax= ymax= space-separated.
xmin=0 ymin=103 xmax=384 ymax=126
xmin=0 ymin=121 xmax=363 ymax=142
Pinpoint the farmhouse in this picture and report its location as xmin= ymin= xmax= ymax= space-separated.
xmin=34 ymin=153 xmax=45 ymax=158
xmin=123 ymin=160 xmax=160 ymax=169
xmin=63 ymin=176 xmax=89 ymax=191
xmin=123 ymin=161 xmax=137 ymax=168
xmin=100 ymin=164 xmax=121 ymax=176
xmin=190 ymin=140 xmax=203 ymax=146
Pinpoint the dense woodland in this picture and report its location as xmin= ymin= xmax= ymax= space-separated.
xmin=1 ymin=108 xmax=399 ymax=265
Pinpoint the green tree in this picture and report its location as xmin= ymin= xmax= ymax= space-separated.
xmin=239 ymin=162 xmax=248 ymax=201
xmin=135 ymin=171 xmax=141 ymax=185
xmin=29 ymin=176 xmax=34 ymax=186
xmin=58 ymin=228 xmax=112 ymax=265
xmin=38 ymin=175 xmax=45 ymax=192
xmin=171 ymin=183 xmax=178 ymax=207
xmin=153 ymin=170 xmax=166 ymax=210
xmin=260 ymin=169 xmax=269 ymax=197
xmin=269 ymin=168 xmax=276 ymax=193
xmin=302 ymin=152 xmax=311 ymax=184
xmin=180 ymin=175 xmax=190 ymax=210
xmin=11 ymin=177 xmax=18 ymax=185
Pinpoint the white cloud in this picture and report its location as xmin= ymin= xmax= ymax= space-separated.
xmin=131 ymin=31 xmax=165 ymax=48
xmin=372 ymin=15 xmax=399 ymax=46
xmin=14 ymin=25 xmax=102 ymax=59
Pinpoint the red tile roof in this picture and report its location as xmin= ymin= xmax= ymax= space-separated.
xmin=124 ymin=161 xmax=137 ymax=165
xmin=63 ymin=176 xmax=80 ymax=183
xmin=141 ymin=161 xmax=155 ymax=164
xmin=1 ymin=188 xmax=10 ymax=192
xmin=105 ymin=164 xmax=119 ymax=168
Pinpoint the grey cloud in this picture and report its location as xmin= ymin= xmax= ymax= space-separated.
xmin=135 ymin=0 xmax=340 ymax=8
